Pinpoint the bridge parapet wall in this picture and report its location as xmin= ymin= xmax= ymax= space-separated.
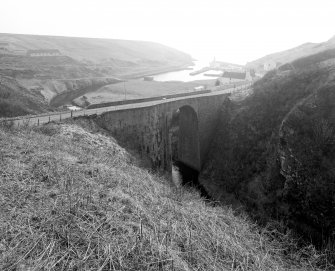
xmin=96 ymin=93 xmax=229 ymax=171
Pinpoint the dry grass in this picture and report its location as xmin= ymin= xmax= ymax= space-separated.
xmin=0 ymin=123 xmax=326 ymax=270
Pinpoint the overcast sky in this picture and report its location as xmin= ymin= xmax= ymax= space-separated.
xmin=1 ymin=0 xmax=334 ymax=64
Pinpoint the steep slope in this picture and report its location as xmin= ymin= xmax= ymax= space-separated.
xmin=289 ymin=48 xmax=335 ymax=70
xmin=0 ymin=74 xmax=48 ymax=117
xmin=279 ymin=82 xmax=335 ymax=241
xmin=0 ymin=121 xmax=324 ymax=270
xmin=200 ymin=54 xmax=335 ymax=257
xmin=247 ymin=35 xmax=335 ymax=70
xmin=0 ymin=33 xmax=193 ymax=65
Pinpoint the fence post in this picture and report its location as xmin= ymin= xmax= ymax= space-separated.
xmin=71 ymin=111 xmax=73 ymax=118
xmin=37 ymin=119 xmax=39 ymax=126
xmin=60 ymin=114 xmax=62 ymax=121
xmin=49 ymin=115 xmax=50 ymax=123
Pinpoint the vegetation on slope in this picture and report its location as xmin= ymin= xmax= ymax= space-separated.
xmin=200 ymin=60 xmax=335 ymax=264
xmin=0 ymin=33 xmax=194 ymax=111
xmin=0 ymin=33 xmax=193 ymax=65
xmin=279 ymin=82 xmax=335 ymax=244
xmin=246 ymin=34 xmax=335 ymax=71
xmin=290 ymin=48 xmax=335 ymax=69
xmin=0 ymin=121 xmax=323 ymax=270
xmin=0 ymin=33 xmax=193 ymax=81
xmin=277 ymin=48 xmax=335 ymax=71
xmin=0 ymin=75 xmax=48 ymax=117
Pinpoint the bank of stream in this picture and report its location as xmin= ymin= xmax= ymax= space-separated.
xmin=49 ymin=81 xmax=122 ymax=108
xmin=172 ymin=161 xmax=212 ymax=200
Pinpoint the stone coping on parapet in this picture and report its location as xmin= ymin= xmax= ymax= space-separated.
xmin=0 ymin=83 xmax=252 ymax=123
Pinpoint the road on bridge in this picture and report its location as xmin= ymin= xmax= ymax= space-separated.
xmin=2 ymin=84 xmax=252 ymax=127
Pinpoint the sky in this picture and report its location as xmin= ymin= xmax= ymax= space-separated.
xmin=1 ymin=0 xmax=335 ymax=64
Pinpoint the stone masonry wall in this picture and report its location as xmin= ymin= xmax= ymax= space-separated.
xmin=95 ymin=94 xmax=229 ymax=171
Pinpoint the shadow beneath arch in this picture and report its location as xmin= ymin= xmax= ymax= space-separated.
xmin=172 ymin=161 xmax=212 ymax=201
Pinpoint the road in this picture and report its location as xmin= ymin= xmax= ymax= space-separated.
xmin=1 ymin=84 xmax=252 ymax=128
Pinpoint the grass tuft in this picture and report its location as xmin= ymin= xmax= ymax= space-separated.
xmin=0 ymin=123 xmax=327 ymax=270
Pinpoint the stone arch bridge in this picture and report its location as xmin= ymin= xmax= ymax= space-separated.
xmin=95 ymin=92 xmax=230 ymax=172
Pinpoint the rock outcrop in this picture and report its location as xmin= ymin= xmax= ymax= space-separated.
xmin=200 ymin=58 xmax=335 ymax=245
xmin=279 ymin=82 xmax=335 ymax=238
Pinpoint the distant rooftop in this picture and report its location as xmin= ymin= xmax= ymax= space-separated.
xmin=222 ymin=71 xmax=246 ymax=80
xmin=27 ymin=49 xmax=60 ymax=54
xmin=26 ymin=49 xmax=61 ymax=57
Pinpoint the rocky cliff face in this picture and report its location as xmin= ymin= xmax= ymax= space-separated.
xmin=279 ymin=82 xmax=335 ymax=238
xmin=199 ymin=60 xmax=335 ymax=245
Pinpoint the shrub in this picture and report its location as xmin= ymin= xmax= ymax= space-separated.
xmin=201 ymin=63 xmax=335 ymax=260
xmin=0 ymin=100 xmax=29 ymax=118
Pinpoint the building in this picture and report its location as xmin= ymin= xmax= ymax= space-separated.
xmin=222 ymin=71 xmax=246 ymax=82
xmin=220 ymin=70 xmax=254 ymax=84
xmin=143 ymin=76 xmax=154 ymax=81
xmin=222 ymin=71 xmax=246 ymax=80
xmin=194 ymin=86 xmax=205 ymax=91
xmin=27 ymin=49 xmax=61 ymax=57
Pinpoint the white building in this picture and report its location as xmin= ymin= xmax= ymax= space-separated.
xmin=27 ymin=49 xmax=61 ymax=57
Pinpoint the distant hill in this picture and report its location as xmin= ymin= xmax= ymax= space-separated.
xmin=0 ymin=33 xmax=193 ymax=65
xmin=0 ymin=33 xmax=194 ymax=114
xmin=247 ymin=35 xmax=335 ymax=70
xmin=278 ymin=48 xmax=335 ymax=71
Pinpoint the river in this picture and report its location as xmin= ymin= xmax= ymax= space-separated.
xmin=152 ymin=60 xmax=221 ymax=82
xmin=49 ymin=60 xmax=217 ymax=108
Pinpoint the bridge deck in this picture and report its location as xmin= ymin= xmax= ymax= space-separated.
xmin=1 ymin=84 xmax=251 ymax=127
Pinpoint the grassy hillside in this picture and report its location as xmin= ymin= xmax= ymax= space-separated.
xmin=247 ymin=35 xmax=335 ymax=70
xmin=0 ymin=121 xmax=323 ymax=270
xmin=200 ymin=55 xmax=335 ymax=263
xmin=0 ymin=33 xmax=193 ymax=65
xmin=0 ymin=74 xmax=48 ymax=117
xmin=289 ymin=48 xmax=335 ymax=70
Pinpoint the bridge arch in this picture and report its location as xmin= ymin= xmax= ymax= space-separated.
xmin=95 ymin=91 xmax=230 ymax=173
xmin=170 ymin=105 xmax=201 ymax=171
